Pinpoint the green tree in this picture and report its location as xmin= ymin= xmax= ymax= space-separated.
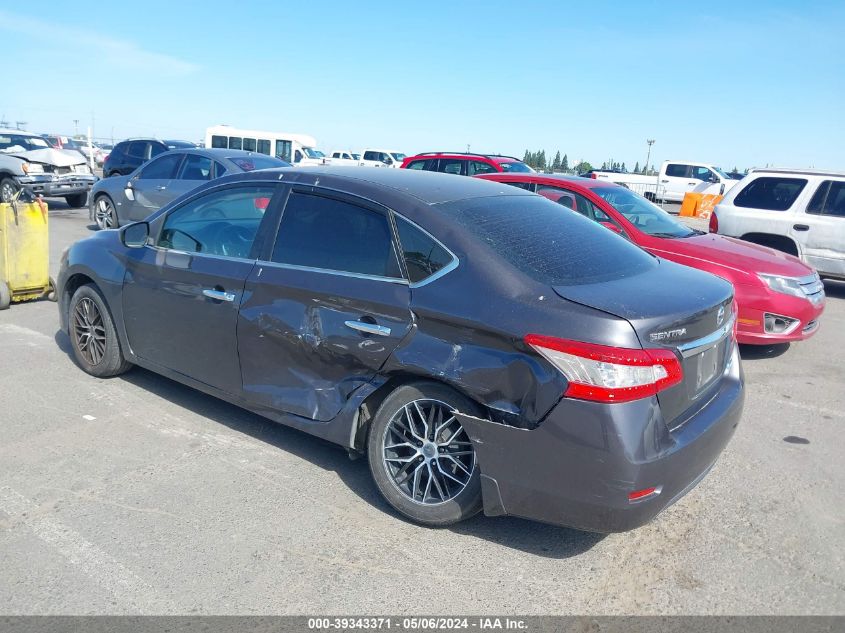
xmin=552 ymin=150 xmax=561 ymax=171
xmin=601 ymin=161 xmax=607 ymax=170
xmin=574 ymin=161 xmax=592 ymax=174
xmin=537 ymin=150 xmax=547 ymax=171
xmin=523 ymin=149 xmax=531 ymax=163
xmin=562 ymin=153 xmax=569 ymax=171
xmin=633 ymin=161 xmax=640 ymax=174
xmin=621 ymin=162 xmax=627 ymax=172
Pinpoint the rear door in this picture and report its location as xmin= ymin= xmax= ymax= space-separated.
xmin=127 ymin=152 xmax=184 ymax=221
xmin=801 ymin=179 xmax=845 ymax=276
xmin=237 ymin=187 xmax=413 ymax=421
xmin=167 ymin=152 xmax=216 ymax=200
xmin=661 ymin=163 xmax=695 ymax=201
xmin=122 ymin=183 xmax=279 ymax=394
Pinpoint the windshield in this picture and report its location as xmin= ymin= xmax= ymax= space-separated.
xmin=228 ymin=156 xmax=290 ymax=171
xmin=352 ymin=153 xmax=361 ymax=160
xmin=390 ymin=152 xmax=406 ymax=161
xmin=499 ymin=161 xmax=533 ymax=173
xmin=440 ymin=195 xmax=656 ymax=286
xmin=594 ymin=187 xmax=695 ymax=238
xmin=303 ymin=148 xmax=325 ymax=159
xmin=0 ymin=134 xmax=50 ymax=152
xmin=712 ymin=166 xmax=730 ymax=179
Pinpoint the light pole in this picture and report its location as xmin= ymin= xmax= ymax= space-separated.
xmin=73 ymin=119 xmax=79 ymax=135
xmin=645 ymin=139 xmax=655 ymax=174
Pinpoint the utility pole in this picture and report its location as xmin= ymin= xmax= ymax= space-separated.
xmin=645 ymin=139 xmax=655 ymax=174
xmin=73 ymin=119 xmax=79 ymax=135
xmin=466 ymin=144 xmax=470 ymax=153
xmin=15 ymin=121 xmax=27 ymax=131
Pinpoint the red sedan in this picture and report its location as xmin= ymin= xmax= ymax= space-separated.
xmin=477 ymin=173 xmax=825 ymax=345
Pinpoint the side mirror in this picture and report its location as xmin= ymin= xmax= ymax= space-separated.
xmin=121 ymin=222 xmax=149 ymax=248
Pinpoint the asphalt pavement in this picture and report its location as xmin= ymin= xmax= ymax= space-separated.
xmin=0 ymin=199 xmax=843 ymax=615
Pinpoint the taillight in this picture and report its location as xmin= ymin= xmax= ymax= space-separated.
xmin=709 ymin=210 xmax=718 ymax=233
xmin=590 ymin=173 xmax=597 ymax=179
xmin=524 ymin=335 xmax=683 ymax=403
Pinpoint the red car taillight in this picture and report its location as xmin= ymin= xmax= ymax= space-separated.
xmin=525 ymin=335 xmax=683 ymax=403
xmin=709 ymin=211 xmax=718 ymax=233
xmin=590 ymin=173 xmax=597 ymax=179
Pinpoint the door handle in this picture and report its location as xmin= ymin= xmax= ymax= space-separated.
xmin=344 ymin=320 xmax=392 ymax=336
xmin=793 ymin=224 xmax=810 ymax=231
xmin=156 ymin=186 xmax=167 ymax=191
xmin=688 ymin=181 xmax=698 ymax=185
xmin=202 ymin=288 xmax=236 ymax=302
xmin=660 ymin=179 xmax=669 ymax=183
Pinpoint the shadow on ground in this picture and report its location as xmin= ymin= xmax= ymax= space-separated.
xmin=739 ymin=343 xmax=791 ymax=360
xmin=54 ymin=330 xmax=605 ymax=559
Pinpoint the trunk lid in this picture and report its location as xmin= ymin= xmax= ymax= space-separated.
xmin=553 ymin=259 xmax=735 ymax=427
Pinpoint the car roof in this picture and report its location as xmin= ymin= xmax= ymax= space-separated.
xmin=407 ymin=151 xmax=524 ymax=163
xmin=478 ymin=172 xmax=608 ymax=189
xmin=212 ymin=166 xmax=536 ymax=205
xmin=748 ymin=167 xmax=845 ymax=178
xmin=0 ymin=128 xmax=40 ymax=137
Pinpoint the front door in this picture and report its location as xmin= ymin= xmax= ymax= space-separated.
xmin=238 ymin=188 xmax=413 ymax=421
xmin=122 ymin=183 xmax=280 ymax=394
xmin=127 ymin=152 xmax=185 ymax=221
xmin=662 ymin=162 xmax=696 ymax=202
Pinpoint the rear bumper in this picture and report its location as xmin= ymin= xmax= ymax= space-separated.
xmin=457 ymin=344 xmax=744 ymax=533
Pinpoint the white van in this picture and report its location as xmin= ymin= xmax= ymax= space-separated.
xmin=205 ymin=125 xmax=322 ymax=165
xmin=712 ymin=168 xmax=845 ymax=280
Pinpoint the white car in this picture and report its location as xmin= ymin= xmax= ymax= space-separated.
xmin=360 ymin=149 xmax=406 ymax=168
xmin=711 ymin=168 xmax=845 ymax=280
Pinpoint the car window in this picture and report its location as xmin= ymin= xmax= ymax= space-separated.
xmin=138 ymin=153 xmax=183 ymax=180
xmin=227 ymin=155 xmax=288 ymax=171
xmin=149 ymin=143 xmax=167 ymax=158
xmin=405 ymin=160 xmax=426 ymax=170
xmin=158 ymin=186 xmax=275 ymax=258
xmin=440 ymin=195 xmax=657 ymax=286
xmin=734 ymin=177 xmax=807 ymax=211
xmin=211 ymin=135 xmax=228 ymax=149
xmin=536 ymin=185 xmax=613 ymax=222
xmin=243 ymin=138 xmax=256 ymax=152
xmin=665 ymin=164 xmax=690 ymax=178
xmin=271 ymin=192 xmax=402 ymax=278
xmin=468 ymin=160 xmax=497 ymax=176
xmin=213 ymin=162 xmax=227 ymax=179
xmin=395 ymin=216 xmax=455 ymax=284
xmin=177 ymin=154 xmax=214 ymax=181
xmin=499 ymin=161 xmax=533 ymax=173
xmin=228 ymin=137 xmax=243 ymax=150
xmin=364 ymin=151 xmax=378 ymax=161
xmin=126 ymin=141 xmax=147 ymax=159
xmin=438 ymin=159 xmax=464 ymax=175
xmin=692 ymin=166 xmax=714 ymax=181
xmin=807 ymin=180 xmax=845 ymax=217
xmin=594 ymin=187 xmax=693 ymax=237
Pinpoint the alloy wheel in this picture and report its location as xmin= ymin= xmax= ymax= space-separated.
xmin=95 ymin=197 xmax=115 ymax=229
xmin=72 ymin=297 xmax=107 ymax=365
xmin=381 ymin=398 xmax=476 ymax=505
xmin=1 ymin=180 xmax=17 ymax=203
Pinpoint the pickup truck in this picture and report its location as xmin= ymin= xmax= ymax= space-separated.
xmin=587 ymin=160 xmax=740 ymax=203
xmin=359 ymin=149 xmax=406 ymax=168
xmin=0 ymin=129 xmax=96 ymax=207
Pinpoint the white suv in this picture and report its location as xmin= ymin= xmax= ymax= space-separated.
xmin=711 ymin=168 xmax=845 ymax=280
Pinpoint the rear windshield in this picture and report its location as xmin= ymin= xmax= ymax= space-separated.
xmin=499 ymin=161 xmax=533 ymax=173
xmin=439 ymin=195 xmax=657 ymax=286
xmin=228 ymin=155 xmax=289 ymax=171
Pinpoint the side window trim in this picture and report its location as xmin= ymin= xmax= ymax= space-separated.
xmin=392 ymin=213 xmax=459 ymax=288
xmin=263 ymin=185 xmax=409 ymax=284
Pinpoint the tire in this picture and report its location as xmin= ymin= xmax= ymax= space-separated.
xmin=0 ymin=177 xmax=19 ymax=204
xmin=93 ymin=194 xmax=119 ymax=229
xmin=68 ymin=284 xmax=131 ymax=377
xmin=367 ymin=381 xmax=483 ymax=527
xmin=65 ymin=192 xmax=88 ymax=208
xmin=0 ymin=281 xmax=11 ymax=310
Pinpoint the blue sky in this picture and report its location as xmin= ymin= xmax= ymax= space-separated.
xmin=1 ymin=1 xmax=843 ymax=170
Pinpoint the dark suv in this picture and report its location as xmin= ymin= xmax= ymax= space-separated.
xmin=401 ymin=152 xmax=533 ymax=176
xmin=103 ymin=139 xmax=196 ymax=177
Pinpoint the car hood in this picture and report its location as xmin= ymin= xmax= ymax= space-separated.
xmin=648 ymin=232 xmax=813 ymax=279
xmin=13 ymin=148 xmax=86 ymax=167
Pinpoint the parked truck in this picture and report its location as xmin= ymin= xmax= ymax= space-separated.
xmin=587 ymin=160 xmax=740 ymax=202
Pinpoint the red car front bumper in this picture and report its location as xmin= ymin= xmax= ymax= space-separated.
xmin=734 ymin=284 xmax=825 ymax=345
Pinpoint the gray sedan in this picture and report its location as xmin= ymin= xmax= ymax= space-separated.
xmin=89 ymin=148 xmax=290 ymax=229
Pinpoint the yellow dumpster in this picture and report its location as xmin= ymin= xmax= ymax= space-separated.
xmin=0 ymin=197 xmax=55 ymax=310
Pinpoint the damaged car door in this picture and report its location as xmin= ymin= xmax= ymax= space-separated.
xmin=237 ymin=188 xmax=413 ymax=421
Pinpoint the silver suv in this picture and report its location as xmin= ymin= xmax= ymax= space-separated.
xmin=711 ymin=168 xmax=845 ymax=281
